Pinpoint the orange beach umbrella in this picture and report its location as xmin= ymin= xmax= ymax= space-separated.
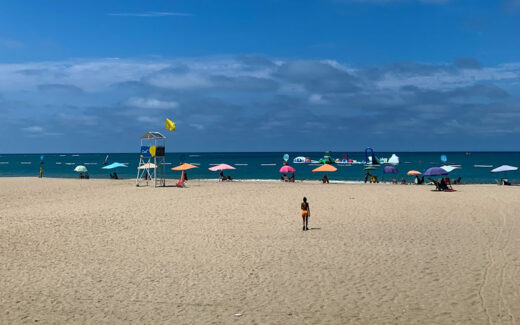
xmin=312 ymin=164 xmax=337 ymax=173
xmin=171 ymin=163 xmax=198 ymax=171
xmin=407 ymin=170 xmax=422 ymax=176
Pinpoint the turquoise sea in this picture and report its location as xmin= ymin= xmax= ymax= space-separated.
xmin=1 ymin=152 xmax=520 ymax=184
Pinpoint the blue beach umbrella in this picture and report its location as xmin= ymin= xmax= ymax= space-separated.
xmin=383 ymin=165 xmax=398 ymax=174
xmin=102 ymin=162 xmax=128 ymax=169
xmin=423 ymin=167 xmax=448 ymax=177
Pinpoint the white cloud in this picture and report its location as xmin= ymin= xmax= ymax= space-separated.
xmin=189 ymin=123 xmax=205 ymax=130
xmin=376 ymin=64 xmax=520 ymax=90
xmin=338 ymin=0 xmax=449 ymax=3
xmin=0 ymin=38 xmax=23 ymax=48
xmin=22 ymin=126 xmax=43 ymax=133
xmin=146 ymin=73 xmax=212 ymax=89
xmin=309 ymin=94 xmax=327 ymax=105
xmin=137 ymin=116 xmax=161 ymax=123
xmin=126 ymin=97 xmax=178 ymax=109
xmin=107 ymin=12 xmax=193 ymax=17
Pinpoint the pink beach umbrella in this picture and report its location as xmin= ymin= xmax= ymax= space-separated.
xmin=209 ymin=164 xmax=236 ymax=171
xmin=279 ymin=165 xmax=296 ymax=173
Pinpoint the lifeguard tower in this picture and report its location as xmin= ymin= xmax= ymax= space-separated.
xmin=136 ymin=132 xmax=166 ymax=187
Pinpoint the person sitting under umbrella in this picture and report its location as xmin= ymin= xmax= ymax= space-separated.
xmin=439 ymin=177 xmax=449 ymax=191
xmin=501 ymin=178 xmax=511 ymax=186
xmin=219 ymin=170 xmax=226 ymax=181
xmin=289 ymin=173 xmax=295 ymax=182
xmin=322 ymin=174 xmax=329 ymax=184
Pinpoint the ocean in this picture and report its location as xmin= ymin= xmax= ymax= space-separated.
xmin=1 ymin=152 xmax=519 ymax=184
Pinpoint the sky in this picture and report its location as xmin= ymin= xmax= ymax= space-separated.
xmin=1 ymin=0 xmax=520 ymax=153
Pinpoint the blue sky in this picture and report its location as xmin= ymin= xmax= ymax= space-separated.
xmin=1 ymin=0 xmax=520 ymax=152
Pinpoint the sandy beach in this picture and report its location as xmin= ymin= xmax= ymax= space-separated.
xmin=1 ymin=177 xmax=520 ymax=324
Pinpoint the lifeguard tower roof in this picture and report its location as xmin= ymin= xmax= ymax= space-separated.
xmin=141 ymin=132 xmax=166 ymax=139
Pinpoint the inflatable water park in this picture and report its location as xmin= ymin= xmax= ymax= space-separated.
xmin=291 ymin=149 xmax=399 ymax=166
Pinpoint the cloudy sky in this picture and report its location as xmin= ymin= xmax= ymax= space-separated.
xmin=1 ymin=0 xmax=520 ymax=153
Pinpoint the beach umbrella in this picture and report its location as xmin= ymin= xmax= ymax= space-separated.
xmin=312 ymin=163 xmax=336 ymax=182
xmin=441 ymin=165 xmax=460 ymax=173
xmin=171 ymin=163 xmax=198 ymax=171
xmin=312 ymin=164 xmax=337 ymax=173
xmin=208 ymin=164 xmax=236 ymax=171
xmin=383 ymin=165 xmax=398 ymax=174
xmin=407 ymin=170 xmax=421 ymax=176
xmin=102 ymin=162 xmax=128 ymax=169
xmin=279 ymin=165 xmax=296 ymax=173
xmin=491 ymin=165 xmax=518 ymax=182
xmin=423 ymin=167 xmax=448 ymax=177
xmin=138 ymin=163 xmax=157 ymax=170
xmin=74 ymin=165 xmax=88 ymax=173
xmin=491 ymin=165 xmax=518 ymax=173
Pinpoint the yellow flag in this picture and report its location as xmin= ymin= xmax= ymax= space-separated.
xmin=165 ymin=118 xmax=176 ymax=132
xmin=149 ymin=145 xmax=156 ymax=157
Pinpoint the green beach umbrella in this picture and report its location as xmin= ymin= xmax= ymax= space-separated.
xmin=74 ymin=165 xmax=88 ymax=173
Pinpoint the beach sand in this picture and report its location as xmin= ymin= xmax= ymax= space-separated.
xmin=1 ymin=177 xmax=520 ymax=324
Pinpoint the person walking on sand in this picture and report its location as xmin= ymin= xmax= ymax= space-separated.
xmin=39 ymin=167 xmax=43 ymax=178
xmin=301 ymin=197 xmax=310 ymax=231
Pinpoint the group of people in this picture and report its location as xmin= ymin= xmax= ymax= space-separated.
xmin=219 ymin=171 xmax=232 ymax=181
xmin=439 ymin=177 xmax=453 ymax=191
xmin=79 ymin=172 xmax=90 ymax=179
xmin=391 ymin=177 xmax=407 ymax=184
xmin=109 ymin=172 xmax=119 ymax=179
xmin=500 ymin=178 xmax=512 ymax=185
xmin=364 ymin=172 xmax=379 ymax=183
xmin=281 ymin=173 xmax=295 ymax=182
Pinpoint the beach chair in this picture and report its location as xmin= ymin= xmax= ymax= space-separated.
xmin=176 ymin=177 xmax=186 ymax=188
xmin=428 ymin=178 xmax=441 ymax=191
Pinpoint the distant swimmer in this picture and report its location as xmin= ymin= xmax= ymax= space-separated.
xmin=300 ymin=197 xmax=310 ymax=231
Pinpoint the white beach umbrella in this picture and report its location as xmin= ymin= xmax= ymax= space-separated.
xmin=441 ymin=165 xmax=460 ymax=173
xmin=491 ymin=165 xmax=518 ymax=173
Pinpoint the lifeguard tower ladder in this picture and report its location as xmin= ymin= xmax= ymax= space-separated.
xmin=136 ymin=132 xmax=166 ymax=187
